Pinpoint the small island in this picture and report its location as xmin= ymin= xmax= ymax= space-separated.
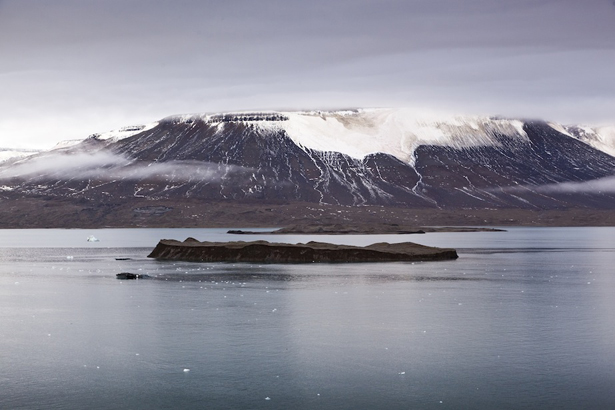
xmin=147 ymin=238 xmax=458 ymax=263
xmin=227 ymin=223 xmax=505 ymax=235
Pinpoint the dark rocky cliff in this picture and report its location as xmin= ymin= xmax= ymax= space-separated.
xmin=147 ymin=238 xmax=459 ymax=263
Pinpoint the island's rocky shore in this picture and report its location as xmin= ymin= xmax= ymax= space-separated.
xmin=147 ymin=238 xmax=458 ymax=263
xmin=228 ymin=223 xmax=505 ymax=235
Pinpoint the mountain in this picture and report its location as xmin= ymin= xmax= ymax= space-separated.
xmin=1 ymin=109 xmax=614 ymax=228
xmin=0 ymin=148 xmax=40 ymax=163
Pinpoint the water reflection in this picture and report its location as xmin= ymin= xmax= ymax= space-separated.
xmin=1 ymin=228 xmax=615 ymax=409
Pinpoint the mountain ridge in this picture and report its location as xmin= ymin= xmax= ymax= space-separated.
xmin=1 ymin=109 xmax=614 ymax=228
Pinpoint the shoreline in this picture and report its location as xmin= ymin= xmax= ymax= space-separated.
xmin=227 ymin=224 xmax=506 ymax=235
xmin=0 ymin=198 xmax=614 ymax=229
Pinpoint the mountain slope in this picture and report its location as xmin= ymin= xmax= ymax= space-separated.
xmin=1 ymin=109 xmax=615 ymax=219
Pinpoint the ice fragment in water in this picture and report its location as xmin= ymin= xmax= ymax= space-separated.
xmin=265 ymin=397 xmax=271 ymax=401
xmin=183 ymin=368 xmax=190 ymax=372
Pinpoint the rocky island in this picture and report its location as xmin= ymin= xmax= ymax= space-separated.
xmin=147 ymin=238 xmax=458 ymax=263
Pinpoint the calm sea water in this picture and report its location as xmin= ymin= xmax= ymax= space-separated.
xmin=1 ymin=227 xmax=614 ymax=409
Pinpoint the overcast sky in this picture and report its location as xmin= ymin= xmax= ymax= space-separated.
xmin=1 ymin=0 xmax=615 ymax=149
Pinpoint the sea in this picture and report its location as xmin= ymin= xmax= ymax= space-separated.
xmin=1 ymin=227 xmax=614 ymax=409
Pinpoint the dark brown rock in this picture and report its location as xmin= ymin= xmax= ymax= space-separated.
xmin=147 ymin=238 xmax=458 ymax=263
xmin=116 ymin=272 xmax=150 ymax=279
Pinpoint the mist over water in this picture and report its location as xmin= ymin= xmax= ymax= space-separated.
xmin=1 ymin=228 xmax=614 ymax=409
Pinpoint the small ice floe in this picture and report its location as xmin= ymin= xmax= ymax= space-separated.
xmin=183 ymin=368 xmax=190 ymax=372
xmin=86 ymin=235 xmax=99 ymax=242
xmin=66 ymin=256 xmax=74 ymax=260
xmin=398 ymin=371 xmax=406 ymax=375
xmin=265 ymin=397 xmax=271 ymax=401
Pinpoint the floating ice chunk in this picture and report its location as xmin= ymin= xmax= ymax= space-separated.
xmin=66 ymin=256 xmax=74 ymax=259
xmin=86 ymin=235 xmax=99 ymax=242
xmin=265 ymin=397 xmax=271 ymax=401
xmin=399 ymin=371 xmax=406 ymax=375
xmin=183 ymin=368 xmax=190 ymax=372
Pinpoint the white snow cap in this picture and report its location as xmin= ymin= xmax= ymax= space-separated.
xmin=273 ymin=109 xmax=528 ymax=164
xmin=0 ymin=149 xmax=39 ymax=163
xmin=172 ymin=108 xmax=529 ymax=165
xmin=93 ymin=122 xmax=159 ymax=142
xmin=552 ymin=123 xmax=615 ymax=158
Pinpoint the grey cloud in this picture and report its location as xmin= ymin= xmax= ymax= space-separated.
xmin=2 ymin=0 xmax=611 ymax=78
xmin=0 ymin=151 xmax=249 ymax=182
xmin=533 ymin=177 xmax=615 ymax=194
xmin=1 ymin=0 xmax=615 ymax=148
xmin=501 ymin=176 xmax=615 ymax=194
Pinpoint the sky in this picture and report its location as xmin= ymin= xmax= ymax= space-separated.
xmin=1 ymin=0 xmax=615 ymax=149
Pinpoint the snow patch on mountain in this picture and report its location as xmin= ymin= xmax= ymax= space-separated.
xmin=0 ymin=149 xmax=39 ymax=163
xmin=167 ymin=109 xmax=530 ymax=165
xmin=91 ymin=122 xmax=159 ymax=142
xmin=260 ymin=109 xmax=528 ymax=165
xmin=152 ymin=109 xmax=615 ymax=165
xmin=50 ymin=123 xmax=161 ymax=151
xmin=52 ymin=139 xmax=84 ymax=150
xmin=168 ymin=112 xmax=287 ymax=124
xmin=554 ymin=124 xmax=615 ymax=158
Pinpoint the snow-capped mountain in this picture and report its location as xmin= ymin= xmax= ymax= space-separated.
xmin=552 ymin=123 xmax=615 ymax=158
xmin=2 ymin=109 xmax=615 ymax=214
xmin=0 ymin=148 xmax=40 ymax=163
